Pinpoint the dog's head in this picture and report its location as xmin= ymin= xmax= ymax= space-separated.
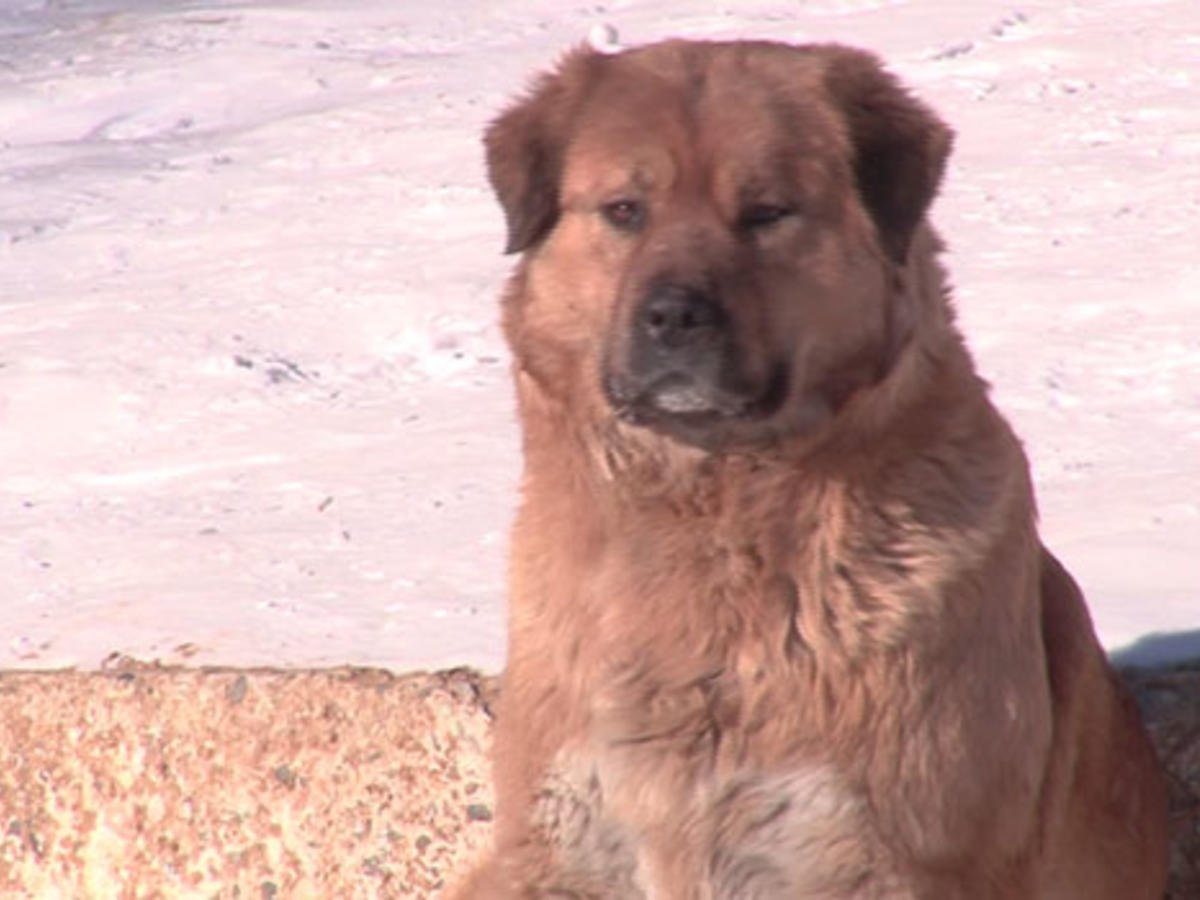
xmin=487 ymin=41 xmax=952 ymax=452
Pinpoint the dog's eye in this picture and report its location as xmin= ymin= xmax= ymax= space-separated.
xmin=739 ymin=205 xmax=793 ymax=231
xmin=601 ymin=199 xmax=645 ymax=231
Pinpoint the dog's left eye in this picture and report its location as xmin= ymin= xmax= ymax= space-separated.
xmin=601 ymin=199 xmax=645 ymax=231
xmin=739 ymin=205 xmax=793 ymax=231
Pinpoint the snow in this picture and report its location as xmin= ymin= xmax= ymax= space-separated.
xmin=1 ymin=0 xmax=1196 ymax=673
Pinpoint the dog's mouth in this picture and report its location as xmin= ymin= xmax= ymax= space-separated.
xmin=604 ymin=365 xmax=789 ymax=444
xmin=642 ymin=372 xmax=769 ymax=421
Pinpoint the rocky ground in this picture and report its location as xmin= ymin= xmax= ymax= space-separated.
xmin=0 ymin=666 xmax=495 ymax=897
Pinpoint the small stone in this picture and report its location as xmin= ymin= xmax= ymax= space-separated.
xmin=466 ymin=803 xmax=493 ymax=822
xmin=587 ymin=23 xmax=621 ymax=54
xmin=227 ymin=675 xmax=248 ymax=705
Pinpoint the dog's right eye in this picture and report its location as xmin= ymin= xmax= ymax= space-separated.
xmin=739 ymin=204 xmax=793 ymax=232
xmin=600 ymin=199 xmax=645 ymax=231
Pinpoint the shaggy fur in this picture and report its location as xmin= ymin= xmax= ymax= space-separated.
xmin=452 ymin=40 xmax=1168 ymax=899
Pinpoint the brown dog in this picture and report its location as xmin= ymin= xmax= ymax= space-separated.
xmin=453 ymin=40 xmax=1168 ymax=898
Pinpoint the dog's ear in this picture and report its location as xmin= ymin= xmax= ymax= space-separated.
xmin=485 ymin=47 xmax=599 ymax=255
xmin=820 ymin=46 xmax=953 ymax=264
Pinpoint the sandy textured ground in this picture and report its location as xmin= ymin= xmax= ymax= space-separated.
xmin=0 ymin=664 xmax=1196 ymax=898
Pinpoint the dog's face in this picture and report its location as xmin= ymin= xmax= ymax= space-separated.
xmin=487 ymin=41 xmax=951 ymax=451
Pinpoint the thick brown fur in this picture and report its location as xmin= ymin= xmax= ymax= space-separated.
xmin=452 ymin=40 xmax=1168 ymax=899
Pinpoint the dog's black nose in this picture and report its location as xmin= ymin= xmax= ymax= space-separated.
xmin=638 ymin=284 xmax=724 ymax=348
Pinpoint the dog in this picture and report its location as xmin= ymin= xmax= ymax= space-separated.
xmin=452 ymin=39 xmax=1169 ymax=898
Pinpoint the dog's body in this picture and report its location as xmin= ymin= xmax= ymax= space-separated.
xmin=455 ymin=40 xmax=1168 ymax=898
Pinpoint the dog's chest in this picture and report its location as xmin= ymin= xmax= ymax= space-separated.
xmin=541 ymin=687 xmax=878 ymax=898
xmin=533 ymin=508 xmax=934 ymax=894
xmin=554 ymin=605 xmax=877 ymax=894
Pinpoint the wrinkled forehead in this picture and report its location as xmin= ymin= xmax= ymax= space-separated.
xmin=561 ymin=48 xmax=848 ymax=202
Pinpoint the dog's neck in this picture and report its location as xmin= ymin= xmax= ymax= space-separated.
xmin=519 ymin=330 xmax=974 ymax=507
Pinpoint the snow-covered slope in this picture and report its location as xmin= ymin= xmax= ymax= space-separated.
xmin=2 ymin=0 xmax=1196 ymax=672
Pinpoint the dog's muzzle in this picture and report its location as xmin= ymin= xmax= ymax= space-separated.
xmin=603 ymin=282 xmax=786 ymax=442
xmin=623 ymin=283 xmax=732 ymax=415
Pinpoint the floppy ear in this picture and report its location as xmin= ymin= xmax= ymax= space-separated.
xmin=820 ymin=46 xmax=953 ymax=264
xmin=485 ymin=47 xmax=599 ymax=254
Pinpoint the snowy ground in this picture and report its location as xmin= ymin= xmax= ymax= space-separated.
xmin=1 ymin=0 xmax=1196 ymax=673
